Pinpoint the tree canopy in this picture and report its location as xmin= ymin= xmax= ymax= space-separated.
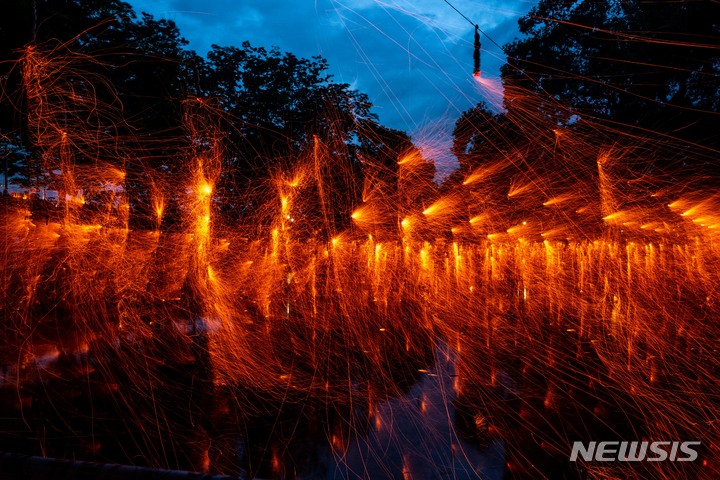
xmin=502 ymin=0 xmax=720 ymax=145
xmin=450 ymin=0 xmax=720 ymax=194
xmin=0 ymin=0 xmax=435 ymax=235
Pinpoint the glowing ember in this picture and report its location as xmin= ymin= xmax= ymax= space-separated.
xmin=0 ymin=9 xmax=718 ymax=480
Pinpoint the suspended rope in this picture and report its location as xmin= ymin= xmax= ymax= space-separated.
xmin=441 ymin=0 xmax=507 ymax=76
xmin=441 ymin=0 xmax=475 ymax=27
xmin=473 ymin=24 xmax=481 ymax=76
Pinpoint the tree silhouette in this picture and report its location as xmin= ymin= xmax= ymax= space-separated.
xmin=0 ymin=0 xmax=191 ymax=199
xmin=0 ymin=1 xmax=432 ymax=234
xmin=502 ymin=0 xmax=720 ymax=148
xmin=189 ymin=42 xmax=376 ymax=174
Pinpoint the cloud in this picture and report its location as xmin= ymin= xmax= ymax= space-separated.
xmin=130 ymin=0 xmax=534 ymax=174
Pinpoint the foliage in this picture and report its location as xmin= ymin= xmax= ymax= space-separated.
xmin=501 ymin=0 xmax=720 ymax=145
xmin=0 ymin=0 xmax=435 ymax=232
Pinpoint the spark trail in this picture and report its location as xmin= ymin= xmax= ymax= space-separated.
xmin=0 ymin=32 xmax=719 ymax=480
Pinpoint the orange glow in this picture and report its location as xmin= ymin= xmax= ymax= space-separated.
xmin=199 ymin=182 xmax=213 ymax=196
xmin=4 ymin=34 xmax=719 ymax=480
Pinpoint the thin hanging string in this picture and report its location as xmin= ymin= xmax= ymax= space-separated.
xmin=441 ymin=0 xmax=507 ymax=52
xmin=440 ymin=0 xmax=558 ymax=96
xmin=441 ymin=0 xmax=475 ymax=27
xmin=474 ymin=25 xmax=481 ymax=75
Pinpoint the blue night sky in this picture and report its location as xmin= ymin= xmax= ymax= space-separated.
xmin=129 ymin=0 xmax=535 ymax=175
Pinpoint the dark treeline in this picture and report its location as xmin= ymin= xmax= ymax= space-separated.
xmin=0 ymin=0 xmax=436 ymax=235
xmin=2 ymin=0 xmax=719 ymax=234
xmin=449 ymin=0 xmax=720 ymax=190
